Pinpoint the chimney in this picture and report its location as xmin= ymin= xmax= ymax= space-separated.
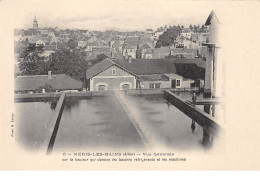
xmin=129 ymin=56 xmax=132 ymax=63
xmin=111 ymin=51 xmax=114 ymax=59
xmin=125 ymin=51 xmax=128 ymax=60
xmin=48 ymin=71 xmax=52 ymax=79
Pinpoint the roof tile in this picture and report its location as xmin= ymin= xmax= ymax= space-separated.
xmin=15 ymin=74 xmax=82 ymax=91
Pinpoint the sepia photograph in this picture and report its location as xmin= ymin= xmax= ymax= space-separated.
xmin=0 ymin=0 xmax=260 ymax=171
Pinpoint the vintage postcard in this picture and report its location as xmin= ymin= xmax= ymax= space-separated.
xmin=0 ymin=0 xmax=259 ymax=170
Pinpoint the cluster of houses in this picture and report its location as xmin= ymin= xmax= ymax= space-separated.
xmin=14 ymin=16 xmax=209 ymax=61
xmin=14 ymin=15 xmax=213 ymax=94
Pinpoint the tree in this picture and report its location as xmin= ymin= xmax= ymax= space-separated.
xmin=47 ymin=47 xmax=87 ymax=82
xmin=67 ymin=39 xmax=78 ymax=50
xmin=197 ymin=25 xmax=200 ymax=32
xmin=193 ymin=25 xmax=197 ymax=33
xmin=18 ymin=43 xmax=47 ymax=75
xmin=175 ymin=63 xmax=205 ymax=80
xmin=97 ymin=54 xmax=109 ymax=60
xmin=200 ymin=25 xmax=206 ymax=33
xmin=155 ymin=26 xmax=182 ymax=48
xmin=189 ymin=24 xmax=193 ymax=31
xmin=86 ymin=54 xmax=109 ymax=69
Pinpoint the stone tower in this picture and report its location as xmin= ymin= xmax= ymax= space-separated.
xmin=203 ymin=10 xmax=220 ymax=98
xmin=203 ymin=10 xmax=226 ymax=118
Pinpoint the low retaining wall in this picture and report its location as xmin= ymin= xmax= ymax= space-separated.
xmin=125 ymin=89 xmax=165 ymax=95
xmin=124 ymin=88 xmax=199 ymax=95
xmin=15 ymin=91 xmax=105 ymax=102
xmin=14 ymin=89 xmax=199 ymax=102
xmin=46 ymin=93 xmax=66 ymax=155
xmin=65 ymin=91 xmax=105 ymax=98
xmin=164 ymin=90 xmax=222 ymax=136
xmin=15 ymin=93 xmax=61 ymax=102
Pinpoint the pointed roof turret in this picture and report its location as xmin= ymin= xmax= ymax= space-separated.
xmin=203 ymin=10 xmax=220 ymax=44
xmin=205 ymin=10 xmax=219 ymax=26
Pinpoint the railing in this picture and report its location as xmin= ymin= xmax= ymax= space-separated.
xmin=164 ymin=90 xmax=223 ymax=136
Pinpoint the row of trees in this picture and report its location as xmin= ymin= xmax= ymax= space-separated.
xmin=17 ymin=39 xmax=101 ymax=82
xmin=189 ymin=24 xmax=207 ymax=33
xmin=159 ymin=24 xmax=207 ymax=33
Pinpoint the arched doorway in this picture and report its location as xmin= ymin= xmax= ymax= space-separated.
xmin=120 ymin=82 xmax=132 ymax=90
xmin=121 ymin=84 xmax=130 ymax=90
xmin=98 ymin=85 xmax=106 ymax=91
xmin=95 ymin=82 xmax=108 ymax=91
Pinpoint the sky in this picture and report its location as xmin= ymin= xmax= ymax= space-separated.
xmin=11 ymin=0 xmax=223 ymax=31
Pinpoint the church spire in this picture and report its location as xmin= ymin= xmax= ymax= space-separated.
xmin=33 ymin=16 xmax=38 ymax=30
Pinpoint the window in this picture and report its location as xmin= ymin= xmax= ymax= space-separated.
xmin=112 ymin=68 xmax=116 ymax=75
xmin=176 ymin=80 xmax=181 ymax=86
xmin=149 ymin=83 xmax=160 ymax=89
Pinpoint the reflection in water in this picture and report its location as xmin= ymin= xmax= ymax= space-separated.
xmin=171 ymin=92 xmax=219 ymax=149
xmin=49 ymin=100 xmax=57 ymax=111
xmin=201 ymin=128 xmax=214 ymax=148
xmin=124 ymin=93 xmax=208 ymax=150
xmin=191 ymin=120 xmax=196 ymax=133
xmin=64 ymin=98 xmax=79 ymax=110
xmin=174 ymin=91 xmax=203 ymax=100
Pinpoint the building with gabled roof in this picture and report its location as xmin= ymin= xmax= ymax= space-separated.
xmin=86 ymin=59 xmax=138 ymax=91
xmin=28 ymin=36 xmax=45 ymax=46
xmin=138 ymin=43 xmax=151 ymax=59
xmin=86 ymin=58 xmax=205 ymax=91
xmin=122 ymin=42 xmax=140 ymax=59
xmin=112 ymin=41 xmax=124 ymax=53
xmin=15 ymin=72 xmax=82 ymax=93
xmin=143 ymin=47 xmax=170 ymax=59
